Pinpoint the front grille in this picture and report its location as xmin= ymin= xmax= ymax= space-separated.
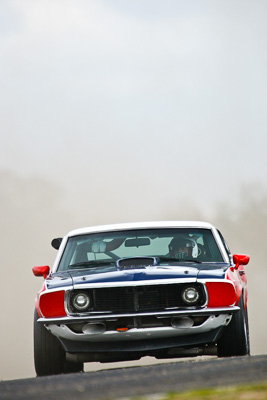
xmin=68 ymin=284 xmax=206 ymax=314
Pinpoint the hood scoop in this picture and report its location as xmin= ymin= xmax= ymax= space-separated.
xmin=116 ymin=257 xmax=158 ymax=270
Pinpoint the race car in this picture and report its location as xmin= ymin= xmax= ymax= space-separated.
xmin=33 ymin=221 xmax=250 ymax=376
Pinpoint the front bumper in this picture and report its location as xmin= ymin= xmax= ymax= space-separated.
xmin=40 ymin=306 xmax=238 ymax=346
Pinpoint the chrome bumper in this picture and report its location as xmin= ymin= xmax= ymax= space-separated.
xmin=41 ymin=307 xmax=239 ymax=343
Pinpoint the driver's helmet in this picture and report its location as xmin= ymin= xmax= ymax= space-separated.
xmin=169 ymin=237 xmax=198 ymax=259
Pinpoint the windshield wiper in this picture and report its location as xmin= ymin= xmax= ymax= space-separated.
xmin=158 ymin=256 xmax=201 ymax=264
xmin=68 ymin=260 xmax=115 ymax=269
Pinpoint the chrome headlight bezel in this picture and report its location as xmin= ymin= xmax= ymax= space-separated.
xmin=181 ymin=286 xmax=200 ymax=305
xmin=71 ymin=292 xmax=91 ymax=312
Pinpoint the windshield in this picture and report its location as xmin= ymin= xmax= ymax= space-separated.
xmin=57 ymin=228 xmax=224 ymax=271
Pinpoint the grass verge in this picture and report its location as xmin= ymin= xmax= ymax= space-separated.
xmin=137 ymin=381 xmax=267 ymax=400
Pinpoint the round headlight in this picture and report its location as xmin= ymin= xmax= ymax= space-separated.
xmin=181 ymin=286 xmax=200 ymax=305
xmin=72 ymin=292 xmax=90 ymax=311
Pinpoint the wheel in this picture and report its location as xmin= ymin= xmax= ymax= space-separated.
xmin=34 ymin=309 xmax=83 ymax=376
xmin=217 ymin=294 xmax=250 ymax=357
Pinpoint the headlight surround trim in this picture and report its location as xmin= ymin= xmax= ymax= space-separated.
xmin=72 ymin=291 xmax=91 ymax=312
xmin=181 ymin=286 xmax=200 ymax=305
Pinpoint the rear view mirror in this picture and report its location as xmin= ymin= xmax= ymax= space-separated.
xmin=125 ymin=238 xmax=150 ymax=247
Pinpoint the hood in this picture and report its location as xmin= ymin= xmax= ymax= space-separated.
xmin=197 ymin=263 xmax=228 ymax=280
xmin=46 ymin=262 xmax=229 ymax=290
xmin=46 ymin=272 xmax=73 ymax=290
xmin=69 ymin=265 xmax=199 ymax=287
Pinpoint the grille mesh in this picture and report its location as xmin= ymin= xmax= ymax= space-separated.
xmin=70 ymin=284 xmax=205 ymax=313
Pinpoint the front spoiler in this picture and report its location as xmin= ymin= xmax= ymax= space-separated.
xmin=38 ymin=306 xmax=240 ymax=325
xmin=60 ymin=326 xmax=225 ymax=356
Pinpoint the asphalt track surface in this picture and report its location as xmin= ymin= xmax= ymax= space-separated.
xmin=1 ymin=355 xmax=267 ymax=400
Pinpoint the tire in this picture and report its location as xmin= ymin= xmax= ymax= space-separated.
xmin=217 ymin=294 xmax=250 ymax=357
xmin=34 ymin=309 xmax=83 ymax=376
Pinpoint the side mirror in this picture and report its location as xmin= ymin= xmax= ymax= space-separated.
xmin=32 ymin=265 xmax=50 ymax=279
xmin=233 ymin=254 xmax=250 ymax=269
xmin=51 ymin=238 xmax=62 ymax=250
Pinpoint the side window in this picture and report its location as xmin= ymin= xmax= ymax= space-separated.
xmin=217 ymin=230 xmax=232 ymax=263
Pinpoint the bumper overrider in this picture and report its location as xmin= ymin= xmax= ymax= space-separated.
xmin=36 ymin=279 xmax=239 ymax=357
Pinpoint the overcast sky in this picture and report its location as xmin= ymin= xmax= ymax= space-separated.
xmin=1 ymin=0 xmax=267 ymax=221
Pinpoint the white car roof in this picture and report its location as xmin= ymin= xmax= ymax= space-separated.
xmin=67 ymin=221 xmax=216 ymax=237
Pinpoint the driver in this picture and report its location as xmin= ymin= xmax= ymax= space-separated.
xmin=169 ymin=237 xmax=198 ymax=260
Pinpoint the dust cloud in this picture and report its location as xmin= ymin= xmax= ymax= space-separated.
xmin=0 ymin=172 xmax=266 ymax=380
